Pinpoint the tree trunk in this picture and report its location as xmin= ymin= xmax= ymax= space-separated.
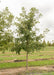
xmin=26 ymin=51 xmax=28 ymax=70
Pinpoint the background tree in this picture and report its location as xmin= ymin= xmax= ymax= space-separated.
xmin=0 ymin=7 xmax=14 ymax=53
xmin=47 ymin=41 xmax=51 ymax=46
xmin=11 ymin=7 xmax=47 ymax=70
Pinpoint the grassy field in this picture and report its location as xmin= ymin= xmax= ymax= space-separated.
xmin=0 ymin=46 xmax=54 ymax=69
xmin=20 ymin=71 xmax=54 ymax=75
xmin=0 ymin=60 xmax=54 ymax=69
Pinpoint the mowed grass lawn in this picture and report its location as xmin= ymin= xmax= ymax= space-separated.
xmin=0 ymin=46 xmax=54 ymax=69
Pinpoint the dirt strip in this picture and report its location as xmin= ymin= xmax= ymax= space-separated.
xmin=0 ymin=66 xmax=54 ymax=75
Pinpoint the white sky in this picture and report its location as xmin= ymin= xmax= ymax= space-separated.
xmin=0 ymin=0 xmax=54 ymax=42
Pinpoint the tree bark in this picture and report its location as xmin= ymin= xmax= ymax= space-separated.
xmin=26 ymin=51 xmax=28 ymax=70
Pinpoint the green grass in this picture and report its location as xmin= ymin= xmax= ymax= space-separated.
xmin=42 ymin=72 xmax=54 ymax=75
xmin=31 ymin=72 xmax=54 ymax=75
xmin=20 ymin=71 xmax=54 ymax=75
xmin=0 ymin=60 xmax=54 ymax=69
xmin=28 ymin=72 xmax=54 ymax=75
xmin=0 ymin=56 xmax=26 ymax=61
xmin=0 ymin=62 xmax=26 ymax=69
xmin=29 ymin=60 xmax=54 ymax=66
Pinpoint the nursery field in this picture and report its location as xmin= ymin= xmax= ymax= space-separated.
xmin=0 ymin=46 xmax=54 ymax=75
xmin=0 ymin=46 xmax=54 ymax=69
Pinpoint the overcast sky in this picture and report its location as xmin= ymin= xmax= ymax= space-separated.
xmin=0 ymin=0 xmax=54 ymax=42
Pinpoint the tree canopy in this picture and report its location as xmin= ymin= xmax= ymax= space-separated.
xmin=0 ymin=7 xmax=14 ymax=52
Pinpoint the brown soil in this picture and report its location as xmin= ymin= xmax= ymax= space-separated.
xmin=0 ymin=66 xmax=54 ymax=75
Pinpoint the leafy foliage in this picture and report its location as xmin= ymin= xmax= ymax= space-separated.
xmin=11 ymin=7 xmax=44 ymax=54
xmin=0 ymin=7 xmax=14 ymax=52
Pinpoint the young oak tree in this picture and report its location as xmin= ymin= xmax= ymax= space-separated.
xmin=11 ymin=7 xmax=46 ymax=69
xmin=0 ymin=7 xmax=14 ymax=53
